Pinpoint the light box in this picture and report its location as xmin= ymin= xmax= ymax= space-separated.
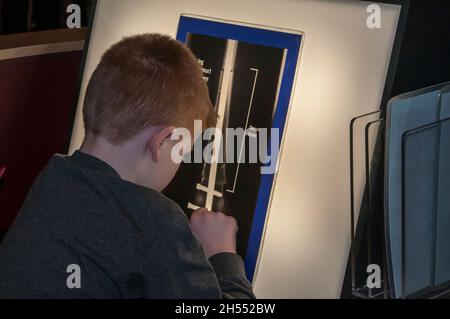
xmin=69 ymin=0 xmax=404 ymax=298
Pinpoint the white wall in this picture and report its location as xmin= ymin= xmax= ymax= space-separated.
xmin=69 ymin=0 xmax=401 ymax=298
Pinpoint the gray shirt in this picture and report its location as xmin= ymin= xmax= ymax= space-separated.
xmin=0 ymin=151 xmax=254 ymax=299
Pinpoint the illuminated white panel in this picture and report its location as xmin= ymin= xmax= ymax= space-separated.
xmin=69 ymin=0 xmax=401 ymax=298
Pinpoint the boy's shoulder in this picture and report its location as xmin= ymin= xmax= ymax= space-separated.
xmin=16 ymin=152 xmax=188 ymax=241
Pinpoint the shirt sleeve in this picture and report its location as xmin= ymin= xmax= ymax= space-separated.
xmin=142 ymin=212 xmax=255 ymax=299
xmin=208 ymin=252 xmax=257 ymax=299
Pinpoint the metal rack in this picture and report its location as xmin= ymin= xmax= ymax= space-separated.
xmin=349 ymin=110 xmax=388 ymax=299
xmin=349 ymin=112 xmax=450 ymax=299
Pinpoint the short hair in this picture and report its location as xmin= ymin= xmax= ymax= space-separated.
xmin=83 ymin=33 xmax=217 ymax=143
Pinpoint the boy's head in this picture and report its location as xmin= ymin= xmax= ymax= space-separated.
xmin=82 ymin=34 xmax=217 ymax=190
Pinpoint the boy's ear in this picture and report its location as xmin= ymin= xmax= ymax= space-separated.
xmin=148 ymin=126 xmax=176 ymax=162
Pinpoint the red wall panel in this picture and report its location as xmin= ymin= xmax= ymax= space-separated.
xmin=0 ymin=50 xmax=82 ymax=229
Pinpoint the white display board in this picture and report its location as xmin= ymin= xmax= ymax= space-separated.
xmin=69 ymin=0 xmax=401 ymax=298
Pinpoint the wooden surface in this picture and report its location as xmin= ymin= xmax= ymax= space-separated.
xmin=0 ymin=28 xmax=87 ymax=50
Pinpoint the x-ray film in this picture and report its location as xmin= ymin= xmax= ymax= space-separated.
xmin=163 ymin=15 xmax=303 ymax=281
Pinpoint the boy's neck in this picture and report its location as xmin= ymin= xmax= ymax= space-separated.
xmin=80 ymin=134 xmax=143 ymax=184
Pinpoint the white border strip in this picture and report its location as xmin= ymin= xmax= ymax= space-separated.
xmin=0 ymin=40 xmax=84 ymax=61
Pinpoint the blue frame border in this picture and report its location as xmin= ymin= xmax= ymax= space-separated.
xmin=176 ymin=15 xmax=302 ymax=282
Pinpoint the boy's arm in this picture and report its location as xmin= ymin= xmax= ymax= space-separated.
xmin=208 ymin=252 xmax=256 ymax=299
xmin=143 ymin=211 xmax=255 ymax=299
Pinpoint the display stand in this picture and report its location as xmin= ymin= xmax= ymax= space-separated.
xmin=349 ymin=112 xmax=450 ymax=299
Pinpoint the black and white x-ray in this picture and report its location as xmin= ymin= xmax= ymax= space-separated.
xmin=164 ymin=33 xmax=285 ymax=258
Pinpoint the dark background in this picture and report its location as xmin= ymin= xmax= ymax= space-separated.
xmin=0 ymin=0 xmax=93 ymax=34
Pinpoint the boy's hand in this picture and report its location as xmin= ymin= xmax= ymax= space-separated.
xmin=190 ymin=208 xmax=238 ymax=258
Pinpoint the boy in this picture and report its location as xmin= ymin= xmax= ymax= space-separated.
xmin=0 ymin=34 xmax=255 ymax=299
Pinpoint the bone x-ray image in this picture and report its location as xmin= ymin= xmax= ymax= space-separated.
xmin=164 ymin=17 xmax=303 ymax=279
xmin=164 ymin=33 xmax=285 ymax=258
